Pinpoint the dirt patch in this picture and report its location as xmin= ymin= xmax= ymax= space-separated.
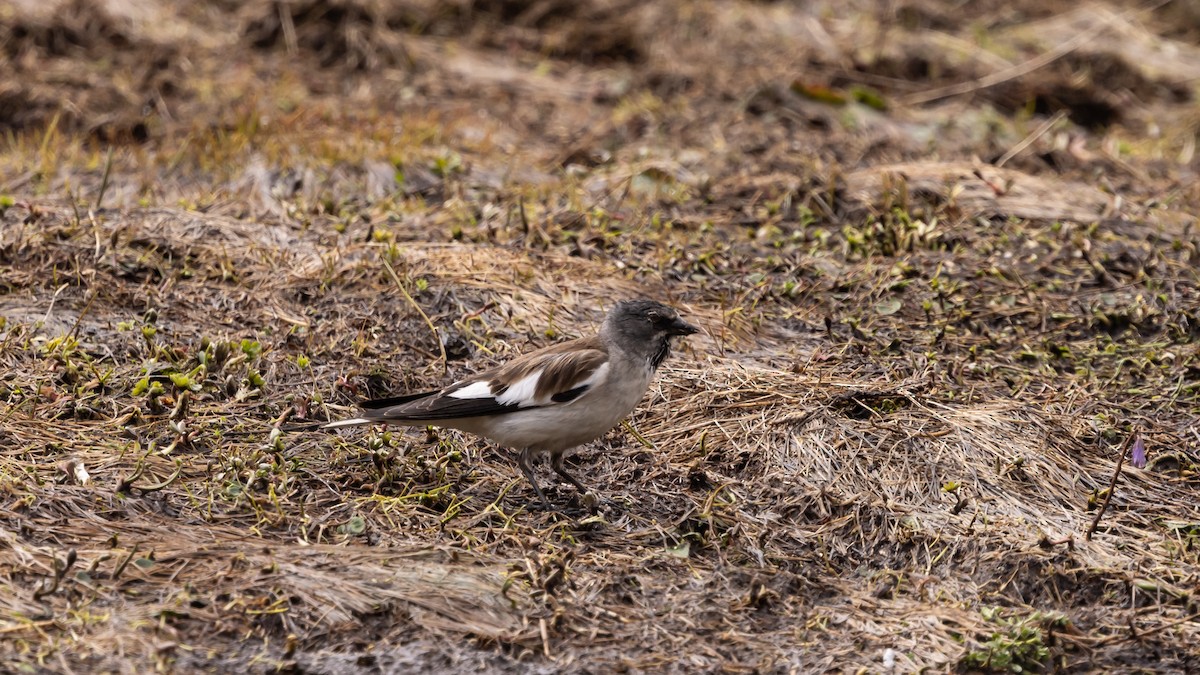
xmin=242 ymin=0 xmax=652 ymax=70
xmin=0 ymin=0 xmax=188 ymax=137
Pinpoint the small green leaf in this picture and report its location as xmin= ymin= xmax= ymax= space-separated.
xmin=850 ymin=86 xmax=888 ymax=111
xmin=340 ymin=516 xmax=367 ymax=535
xmin=240 ymin=340 xmax=262 ymax=359
xmin=665 ymin=540 xmax=690 ymax=559
xmin=875 ymin=298 xmax=902 ymax=315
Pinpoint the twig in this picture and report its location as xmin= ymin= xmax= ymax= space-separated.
xmin=67 ymin=283 xmax=102 ymax=342
xmin=131 ymin=459 xmax=185 ymax=493
xmin=95 ymin=146 xmax=114 ymax=210
xmin=460 ymin=301 xmax=496 ymax=322
xmin=115 ymin=454 xmax=149 ymax=494
xmin=903 ymin=21 xmax=1107 ymax=106
xmin=278 ymin=1 xmax=298 ymax=56
xmin=381 ymin=256 xmax=448 ymax=375
xmin=1104 ymin=610 xmax=1200 ymax=645
xmin=1066 ymin=609 xmax=1200 ymax=647
xmin=39 ymin=283 xmax=70 ymax=328
xmin=111 ymin=544 xmax=140 ymax=581
xmin=1086 ymin=431 xmax=1134 ymax=540
xmin=0 ymin=620 xmax=57 ymax=635
xmin=32 ymin=550 xmax=77 ymax=600
xmin=621 ymin=419 xmax=657 ymax=450
xmin=995 ymin=110 xmax=1068 ymax=168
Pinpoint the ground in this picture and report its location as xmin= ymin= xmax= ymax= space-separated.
xmin=2 ymin=0 xmax=1200 ymax=672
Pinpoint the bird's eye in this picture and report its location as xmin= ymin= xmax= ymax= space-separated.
xmin=645 ymin=311 xmax=661 ymax=323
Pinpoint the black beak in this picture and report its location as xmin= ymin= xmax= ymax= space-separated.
xmin=669 ymin=318 xmax=699 ymax=336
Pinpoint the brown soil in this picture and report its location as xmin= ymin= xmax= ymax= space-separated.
xmin=2 ymin=0 xmax=1200 ymax=672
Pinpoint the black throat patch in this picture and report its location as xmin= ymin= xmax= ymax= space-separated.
xmin=650 ymin=337 xmax=672 ymax=370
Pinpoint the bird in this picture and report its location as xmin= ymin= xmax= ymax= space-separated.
xmin=324 ymin=299 xmax=699 ymax=506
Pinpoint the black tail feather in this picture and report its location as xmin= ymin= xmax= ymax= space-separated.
xmin=358 ymin=390 xmax=439 ymax=410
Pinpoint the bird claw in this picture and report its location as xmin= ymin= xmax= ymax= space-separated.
xmin=524 ymin=488 xmax=601 ymax=515
xmin=580 ymin=490 xmax=600 ymax=514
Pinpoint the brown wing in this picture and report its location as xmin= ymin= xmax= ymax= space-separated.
xmin=358 ymin=336 xmax=609 ymax=422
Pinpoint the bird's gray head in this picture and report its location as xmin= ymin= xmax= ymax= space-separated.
xmin=603 ymin=299 xmax=698 ymax=369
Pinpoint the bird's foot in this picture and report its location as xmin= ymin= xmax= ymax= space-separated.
xmin=580 ymin=490 xmax=600 ymax=514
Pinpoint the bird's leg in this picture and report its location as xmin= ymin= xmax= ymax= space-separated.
xmin=550 ymin=452 xmax=589 ymax=495
xmin=551 ymin=453 xmax=599 ymax=513
xmin=517 ymin=447 xmax=549 ymax=507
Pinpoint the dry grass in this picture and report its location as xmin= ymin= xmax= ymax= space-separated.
xmin=3 ymin=0 xmax=1200 ymax=672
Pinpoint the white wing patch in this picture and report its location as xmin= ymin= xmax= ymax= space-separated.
xmin=447 ymin=380 xmax=494 ymax=400
xmin=495 ymin=370 xmax=544 ymax=407
xmin=572 ymin=361 xmax=610 ymax=396
xmin=444 ymin=359 xmax=611 ymax=409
